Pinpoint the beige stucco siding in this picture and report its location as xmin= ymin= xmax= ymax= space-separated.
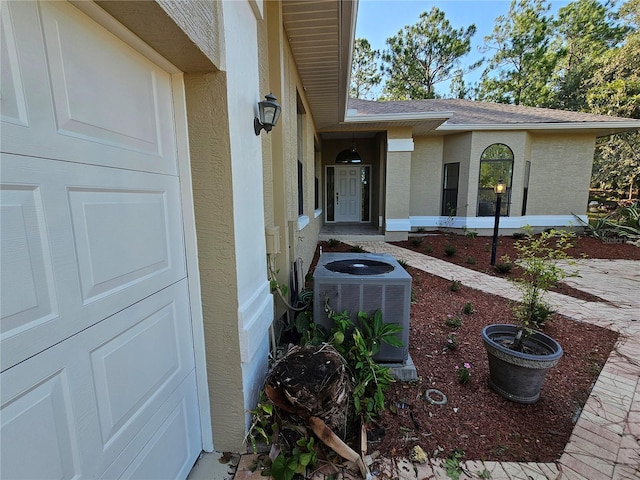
xmin=410 ymin=136 xmax=444 ymax=216
xmin=280 ymin=39 xmax=321 ymax=280
xmin=442 ymin=133 xmax=472 ymax=216
xmin=185 ymin=71 xmax=245 ymax=451
xmin=526 ymin=133 xmax=596 ymax=215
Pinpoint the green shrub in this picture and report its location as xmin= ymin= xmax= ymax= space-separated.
xmin=445 ymin=315 xmax=462 ymax=328
xmin=494 ymin=262 xmax=512 ymax=273
xmin=465 ymin=256 xmax=476 ymax=265
xmin=444 ymin=244 xmax=457 ymax=256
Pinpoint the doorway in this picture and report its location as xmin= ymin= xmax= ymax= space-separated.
xmin=326 ymin=165 xmax=371 ymax=223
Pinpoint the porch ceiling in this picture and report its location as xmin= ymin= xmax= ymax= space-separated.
xmin=282 ymin=0 xmax=357 ymax=130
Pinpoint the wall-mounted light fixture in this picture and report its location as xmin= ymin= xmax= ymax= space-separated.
xmin=254 ymin=93 xmax=281 ymax=135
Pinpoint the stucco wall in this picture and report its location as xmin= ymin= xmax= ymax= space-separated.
xmin=184 ymin=0 xmax=273 ymax=452
xmin=278 ymin=36 xmax=322 ymax=282
xmin=410 ymin=136 xmax=444 ymax=216
xmin=185 ymin=71 xmax=246 ymax=452
xmin=442 ymin=133 xmax=472 ymax=216
xmin=527 ymin=133 xmax=596 ymax=215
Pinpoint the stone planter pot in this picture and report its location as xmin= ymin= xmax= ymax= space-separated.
xmin=481 ymin=324 xmax=563 ymax=404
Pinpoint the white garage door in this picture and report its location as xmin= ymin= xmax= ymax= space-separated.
xmin=1 ymin=2 xmax=202 ymax=478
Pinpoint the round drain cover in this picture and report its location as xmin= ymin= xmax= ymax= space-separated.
xmin=325 ymin=259 xmax=394 ymax=275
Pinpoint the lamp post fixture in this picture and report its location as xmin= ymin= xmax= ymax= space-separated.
xmin=490 ymin=179 xmax=507 ymax=265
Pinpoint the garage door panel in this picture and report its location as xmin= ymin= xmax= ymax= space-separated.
xmin=0 ymin=184 xmax=58 ymax=337
xmin=0 ymin=370 xmax=80 ymax=480
xmin=0 ymin=3 xmax=29 ymax=127
xmin=100 ymin=375 xmax=201 ymax=480
xmin=68 ymin=188 xmax=171 ymax=304
xmin=1 ymin=154 xmax=186 ymax=370
xmin=1 ymin=281 xmax=198 ymax=479
xmin=91 ymin=294 xmax=190 ymax=447
xmin=1 ymin=1 xmax=177 ymax=176
xmin=41 ymin=1 xmax=163 ymax=157
xmin=1 ymin=2 xmax=202 ymax=477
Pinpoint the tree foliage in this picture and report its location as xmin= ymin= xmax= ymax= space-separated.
xmin=587 ymin=2 xmax=640 ymax=198
xmin=548 ymin=0 xmax=628 ymax=111
xmin=349 ymin=38 xmax=382 ymax=100
xmin=477 ymin=0 xmax=555 ymax=105
xmin=380 ymin=7 xmax=478 ymax=100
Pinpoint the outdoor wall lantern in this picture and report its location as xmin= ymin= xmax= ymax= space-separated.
xmin=490 ymin=179 xmax=507 ymax=265
xmin=254 ymin=93 xmax=281 ymax=135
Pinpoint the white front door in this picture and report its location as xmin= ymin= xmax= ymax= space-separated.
xmin=335 ymin=166 xmax=361 ymax=222
xmin=1 ymin=2 xmax=201 ymax=478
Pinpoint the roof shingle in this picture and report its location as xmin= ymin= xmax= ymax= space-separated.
xmin=347 ymin=98 xmax=635 ymax=125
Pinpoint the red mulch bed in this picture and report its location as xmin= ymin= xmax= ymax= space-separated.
xmin=311 ymin=234 xmax=637 ymax=463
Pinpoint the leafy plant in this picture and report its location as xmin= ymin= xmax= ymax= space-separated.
xmin=295 ymin=310 xmax=326 ymax=346
xmin=411 ymin=237 xmax=423 ymax=247
xmin=445 ymin=333 xmax=458 ymax=350
xmin=510 ymin=227 xmax=578 ymax=351
xmin=327 ymin=309 xmax=402 ymax=421
xmin=328 ymin=238 xmax=340 ymax=248
xmin=464 ymin=228 xmax=478 ymax=238
xmin=397 ymin=258 xmax=409 ymax=269
xmin=462 ymin=302 xmax=474 ymax=314
xmin=445 ymin=314 xmax=462 ymax=328
xmin=575 ymin=203 xmax=640 ymax=241
xmin=424 ymin=244 xmax=434 ymax=254
xmin=245 ymin=390 xmax=276 ymax=452
xmin=442 ymin=448 xmax=465 ymax=480
xmin=444 ymin=244 xmax=457 ymax=256
xmin=450 ymin=279 xmax=461 ymax=292
xmin=465 ymin=256 xmax=477 ymax=265
xmin=264 ymin=437 xmax=317 ymax=480
xmin=350 ymin=245 xmax=365 ymax=253
xmin=494 ymin=255 xmax=513 ymax=273
xmin=456 ymin=362 xmax=471 ymax=384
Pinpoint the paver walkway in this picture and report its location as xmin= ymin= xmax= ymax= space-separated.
xmin=193 ymin=243 xmax=639 ymax=480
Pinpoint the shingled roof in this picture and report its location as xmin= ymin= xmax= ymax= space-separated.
xmin=347 ymin=98 xmax=636 ymax=125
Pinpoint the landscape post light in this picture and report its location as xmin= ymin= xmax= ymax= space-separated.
xmin=490 ymin=179 xmax=507 ymax=265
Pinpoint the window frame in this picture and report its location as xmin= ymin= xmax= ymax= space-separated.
xmin=477 ymin=143 xmax=514 ymax=217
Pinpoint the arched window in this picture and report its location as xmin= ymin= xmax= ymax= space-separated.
xmin=477 ymin=144 xmax=514 ymax=216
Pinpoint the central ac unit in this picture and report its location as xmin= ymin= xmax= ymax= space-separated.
xmin=313 ymin=252 xmax=411 ymax=363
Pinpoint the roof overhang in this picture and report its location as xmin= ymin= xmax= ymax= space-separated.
xmin=282 ymin=0 xmax=357 ymax=130
xmin=318 ymin=111 xmax=454 ymax=137
xmin=436 ymin=121 xmax=640 ymax=137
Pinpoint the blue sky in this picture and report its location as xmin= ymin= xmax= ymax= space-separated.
xmin=355 ymin=0 xmax=573 ymax=96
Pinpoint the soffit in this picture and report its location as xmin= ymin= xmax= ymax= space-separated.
xmin=282 ymin=0 xmax=357 ymax=130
